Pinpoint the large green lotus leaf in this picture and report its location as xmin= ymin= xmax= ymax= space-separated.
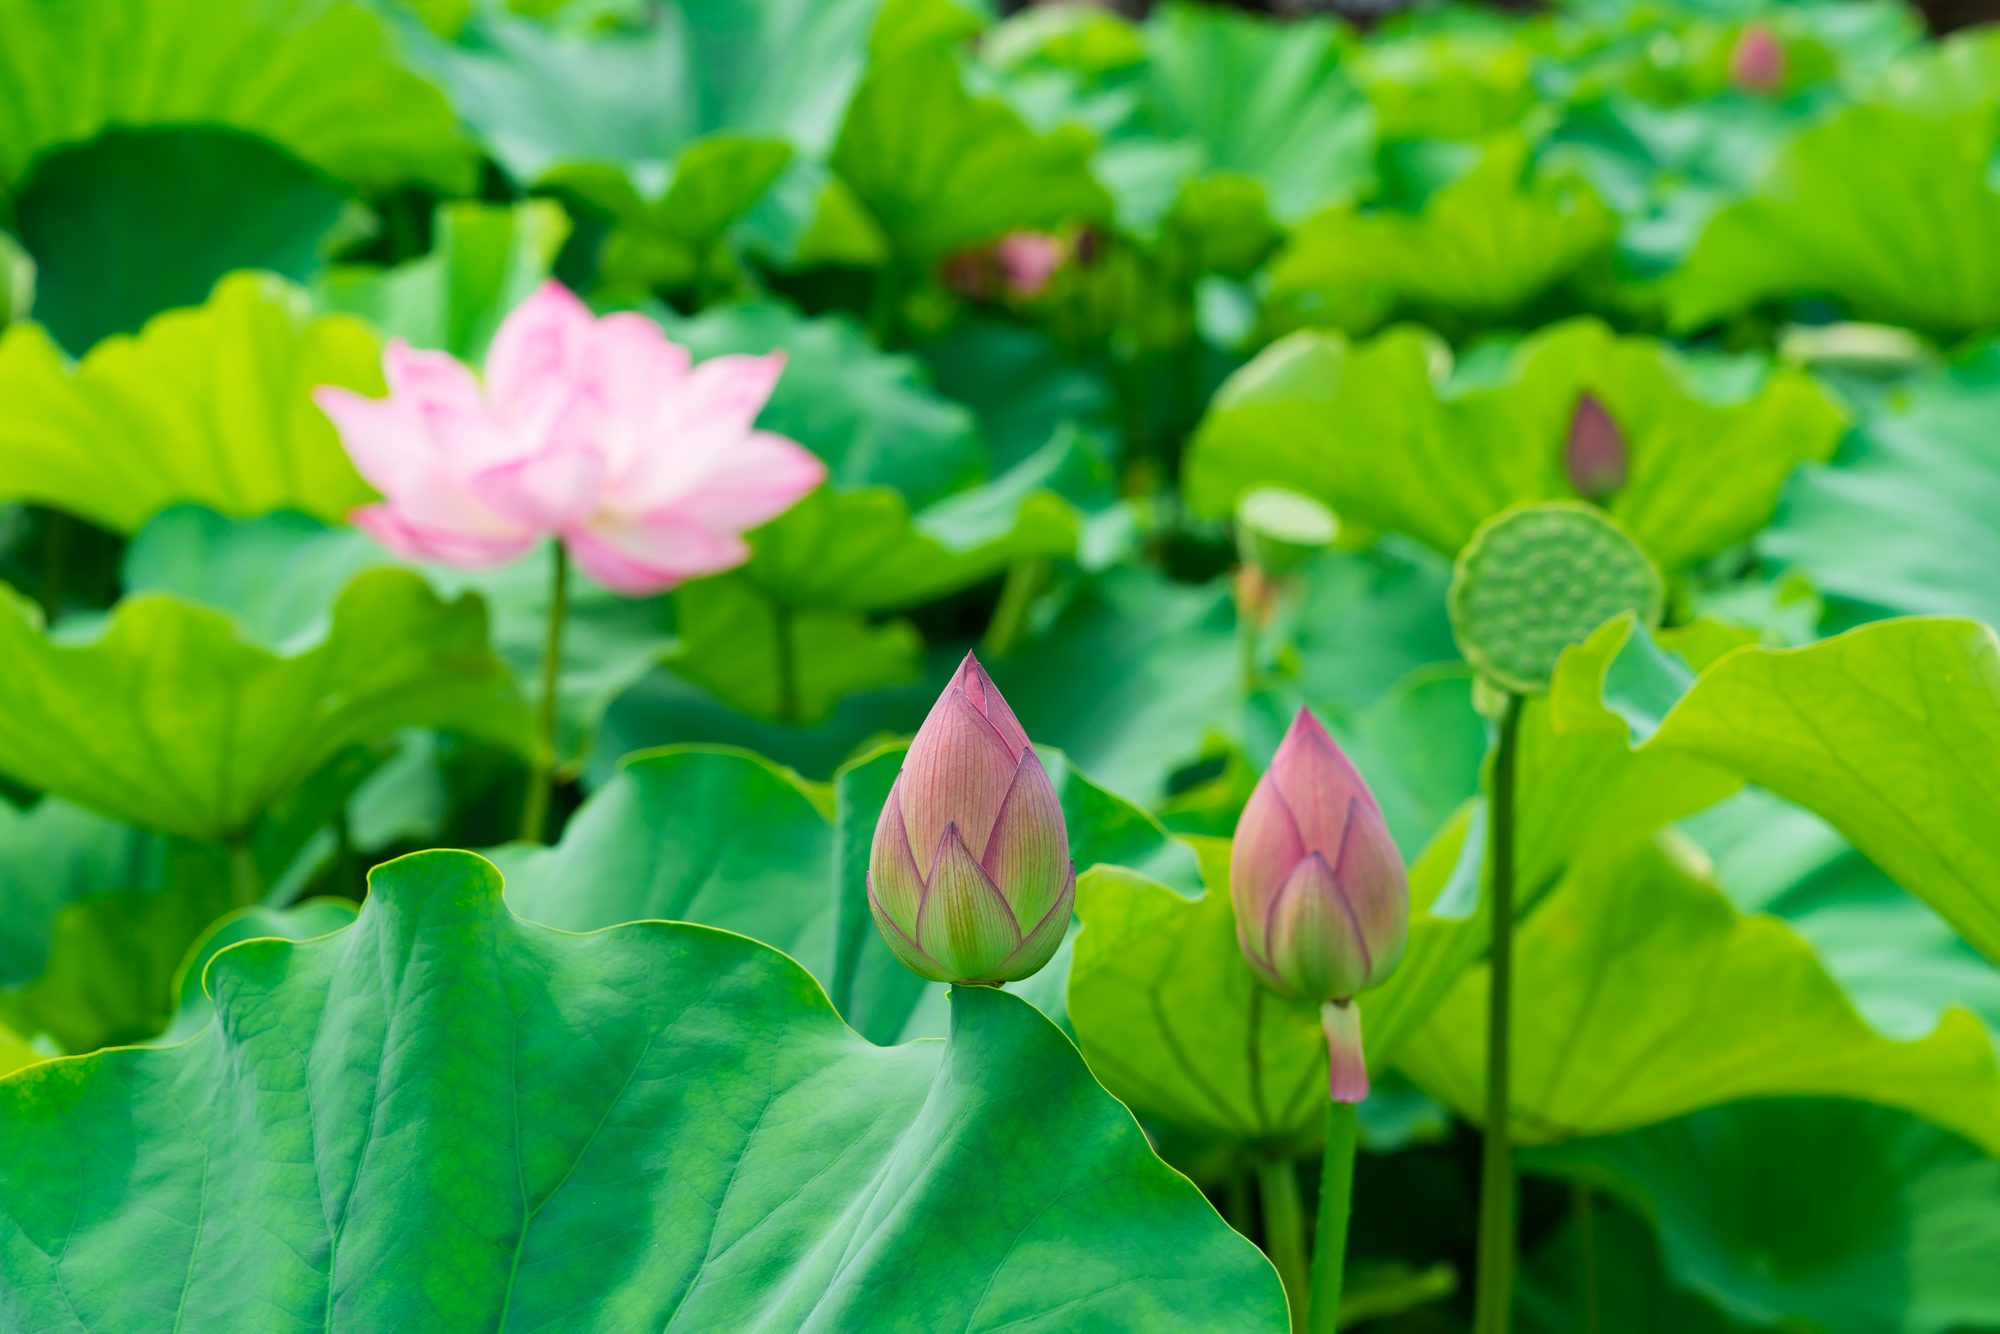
xmin=0 ymin=571 xmax=530 ymax=841
xmin=0 ymin=752 xmax=380 ymax=1056
xmin=652 ymin=298 xmax=984 ymax=509
xmin=1646 ymin=617 xmax=2000 ymax=967
xmin=0 ymin=1020 xmax=36 ymax=1080
xmin=152 ymin=898 xmax=360 ymax=1048
xmin=1353 ymin=24 xmax=1536 ymax=142
xmin=1392 ymin=833 xmax=2000 ymax=1155
xmin=1185 ymin=316 xmax=1843 ymax=571
xmin=315 ymin=199 xmax=571 ymax=363
xmin=738 ymin=456 xmax=1081 ymax=612
xmin=494 ymin=745 xmax=836 ymax=982
xmin=832 ymin=41 xmax=1110 ymax=261
xmin=0 ymin=0 xmax=472 ymax=196
xmin=1108 ymin=2 xmax=1374 ymax=233
xmin=1666 ymin=103 xmax=2000 ymax=335
xmin=1068 ymin=848 xmax=1329 ymax=1154
xmin=123 ymin=510 xmax=675 ymax=775
xmin=1515 ymin=1201 xmax=1750 ymax=1334
xmin=397 ymin=1 xmax=882 ymax=283
xmin=666 ymin=573 xmax=921 ymax=724
xmin=830 ymin=743 xmax=1200 ymax=1047
xmin=1683 ymin=788 xmax=2000 ymax=1045
xmin=1263 ymin=134 xmax=1615 ymax=338
xmin=916 ymin=317 xmax=1115 ymax=473
xmin=15 ymin=128 xmax=357 ymax=357
xmin=1761 ymin=341 xmax=2000 ymax=628
xmin=1523 ymin=1100 xmax=2000 ymax=1334
xmin=0 ymin=849 xmax=1287 ymax=1331
xmin=0 ymin=272 xmax=381 ymax=532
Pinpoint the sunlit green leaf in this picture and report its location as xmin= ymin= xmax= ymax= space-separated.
xmin=0 ymin=273 xmax=381 ymax=532
xmin=1264 ymin=134 xmax=1614 ymax=338
xmin=0 ymin=0 xmax=473 ymax=196
xmin=1393 ymin=832 xmax=2000 ymax=1155
xmin=0 ymin=571 xmax=530 ymax=840
xmin=1646 ymin=616 xmax=2000 ymax=967
xmin=1186 ymin=316 xmax=1844 ymax=571
xmin=0 ymin=849 xmax=1288 ymax=1331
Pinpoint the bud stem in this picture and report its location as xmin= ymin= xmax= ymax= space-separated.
xmin=1255 ymin=1157 xmax=1309 ymax=1331
xmin=519 ymin=540 xmax=570 ymax=845
xmin=1307 ymin=1099 xmax=1358 ymax=1333
xmin=1472 ymin=691 xmax=1524 ymax=1334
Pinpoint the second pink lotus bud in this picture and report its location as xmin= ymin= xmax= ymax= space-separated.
xmin=1231 ymin=708 xmax=1409 ymax=1101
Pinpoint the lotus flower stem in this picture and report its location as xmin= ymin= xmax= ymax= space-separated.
xmin=981 ymin=559 xmax=1047 ymax=659
xmin=1574 ymin=1182 xmax=1602 ymax=1334
xmin=1472 ymin=690 xmax=1524 ymax=1334
xmin=228 ymin=835 xmax=261 ymax=909
xmin=773 ymin=601 xmax=799 ymax=723
xmin=1256 ymin=1156 xmax=1309 ymax=1332
xmin=1308 ymin=1099 xmax=1358 ymax=1333
xmin=519 ymin=542 xmax=570 ymax=844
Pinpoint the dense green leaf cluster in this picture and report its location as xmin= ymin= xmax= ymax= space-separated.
xmin=2 ymin=0 xmax=1998 ymax=1328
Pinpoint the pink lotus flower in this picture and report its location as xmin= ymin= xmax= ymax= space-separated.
xmin=1729 ymin=23 xmax=1785 ymax=94
xmin=994 ymin=231 xmax=1067 ymax=298
xmin=1232 ymin=707 xmax=1408 ymax=1102
xmin=868 ymin=653 xmax=1075 ymax=985
xmin=313 ymin=281 xmax=826 ymax=595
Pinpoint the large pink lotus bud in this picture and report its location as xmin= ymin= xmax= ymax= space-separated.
xmin=1729 ymin=23 xmax=1785 ymax=94
xmin=868 ymin=653 xmax=1076 ymax=985
xmin=1232 ymin=708 xmax=1408 ymax=1101
xmin=314 ymin=282 xmax=825 ymax=595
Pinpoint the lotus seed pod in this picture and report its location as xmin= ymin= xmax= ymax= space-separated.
xmin=1563 ymin=392 xmax=1627 ymax=501
xmin=1448 ymin=502 xmax=1664 ymax=696
xmin=868 ymin=653 xmax=1076 ymax=985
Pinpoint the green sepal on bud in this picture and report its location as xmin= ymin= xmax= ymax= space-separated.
xmin=1447 ymin=502 xmax=1664 ymax=696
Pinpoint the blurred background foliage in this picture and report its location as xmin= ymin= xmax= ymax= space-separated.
xmin=3 ymin=0 xmax=2000 ymax=1328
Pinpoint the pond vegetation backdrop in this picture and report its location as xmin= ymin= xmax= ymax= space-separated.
xmin=1 ymin=0 xmax=1999 ymax=1330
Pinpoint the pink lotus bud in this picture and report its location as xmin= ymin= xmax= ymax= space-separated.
xmin=994 ymin=231 xmax=1067 ymax=298
xmin=1729 ymin=23 xmax=1785 ymax=94
xmin=1232 ymin=709 xmax=1407 ymax=1100
xmin=1563 ymin=391 xmax=1628 ymax=501
xmin=313 ymin=281 xmax=826 ymax=595
xmin=868 ymin=653 xmax=1076 ymax=984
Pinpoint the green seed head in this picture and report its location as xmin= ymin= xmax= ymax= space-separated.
xmin=1448 ymin=502 xmax=1663 ymax=695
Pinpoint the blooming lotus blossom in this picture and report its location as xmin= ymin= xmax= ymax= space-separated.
xmin=314 ymin=281 xmax=825 ymax=595
xmin=868 ymin=653 xmax=1075 ymax=985
xmin=1232 ymin=707 xmax=1408 ymax=1102
xmin=994 ymin=232 xmax=1067 ymax=298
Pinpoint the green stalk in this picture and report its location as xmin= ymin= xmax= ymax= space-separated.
xmin=1308 ymin=1100 xmax=1359 ymax=1334
xmin=1473 ymin=692 xmax=1525 ymax=1334
xmin=773 ymin=600 xmax=799 ymax=724
xmin=1223 ymin=1170 xmax=1255 ymax=1239
xmin=1575 ymin=1183 xmax=1602 ymax=1334
xmin=518 ymin=541 xmax=570 ymax=844
xmin=1257 ymin=1156 xmax=1310 ymax=1333
xmin=981 ymin=559 xmax=1047 ymax=659
xmin=228 ymin=835 xmax=261 ymax=909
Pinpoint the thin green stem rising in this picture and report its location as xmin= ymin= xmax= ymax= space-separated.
xmin=519 ymin=541 xmax=570 ymax=845
xmin=1309 ymin=1100 xmax=1358 ymax=1334
xmin=1473 ymin=691 xmax=1524 ymax=1334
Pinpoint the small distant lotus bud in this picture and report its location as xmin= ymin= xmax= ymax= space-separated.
xmin=1232 ymin=709 xmax=1407 ymax=1102
xmin=1564 ymin=391 xmax=1628 ymax=501
xmin=1729 ymin=23 xmax=1785 ymax=94
xmin=868 ymin=653 xmax=1076 ymax=985
xmin=995 ymin=231 xmax=1067 ymax=298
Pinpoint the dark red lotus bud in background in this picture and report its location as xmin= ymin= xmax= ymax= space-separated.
xmin=1564 ymin=391 xmax=1628 ymax=502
